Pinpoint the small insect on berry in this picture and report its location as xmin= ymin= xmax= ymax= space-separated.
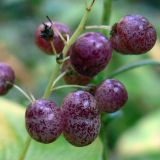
xmin=35 ymin=21 xmax=71 ymax=55
xmin=110 ymin=15 xmax=157 ymax=55
xmin=0 ymin=63 xmax=15 ymax=95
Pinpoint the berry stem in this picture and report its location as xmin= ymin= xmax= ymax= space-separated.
xmin=100 ymin=123 xmax=109 ymax=160
xmin=12 ymin=84 xmax=33 ymax=102
xmin=108 ymin=59 xmax=160 ymax=78
xmin=50 ymin=41 xmax=57 ymax=55
xmin=18 ymin=136 xmax=32 ymax=160
xmin=43 ymin=62 xmax=60 ymax=99
xmin=85 ymin=25 xmax=111 ymax=30
xmin=52 ymin=84 xmax=88 ymax=91
xmin=102 ymin=0 xmax=112 ymax=36
xmin=51 ymin=70 xmax=68 ymax=88
xmin=62 ymin=0 xmax=96 ymax=57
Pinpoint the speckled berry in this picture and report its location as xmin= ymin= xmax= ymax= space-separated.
xmin=70 ymin=32 xmax=112 ymax=77
xmin=95 ymin=79 xmax=128 ymax=113
xmin=0 ymin=63 xmax=15 ymax=95
xmin=25 ymin=99 xmax=63 ymax=143
xmin=62 ymin=90 xmax=100 ymax=146
xmin=110 ymin=15 xmax=157 ymax=54
xmin=35 ymin=21 xmax=71 ymax=55
xmin=61 ymin=60 xmax=91 ymax=85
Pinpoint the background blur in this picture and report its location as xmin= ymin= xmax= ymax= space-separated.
xmin=0 ymin=0 xmax=160 ymax=160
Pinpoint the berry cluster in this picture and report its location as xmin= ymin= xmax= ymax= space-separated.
xmin=0 ymin=14 xmax=157 ymax=147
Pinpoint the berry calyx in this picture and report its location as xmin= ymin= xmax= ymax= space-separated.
xmin=95 ymin=79 xmax=128 ymax=113
xmin=0 ymin=63 xmax=15 ymax=95
xmin=70 ymin=32 xmax=112 ymax=77
xmin=62 ymin=90 xmax=100 ymax=146
xmin=35 ymin=21 xmax=71 ymax=55
xmin=25 ymin=99 xmax=63 ymax=144
xmin=110 ymin=15 xmax=157 ymax=55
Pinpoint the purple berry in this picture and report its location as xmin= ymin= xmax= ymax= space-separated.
xmin=25 ymin=99 xmax=63 ymax=143
xmin=70 ymin=32 xmax=112 ymax=77
xmin=110 ymin=15 xmax=157 ymax=54
xmin=95 ymin=79 xmax=128 ymax=113
xmin=35 ymin=21 xmax=71 ymax=55
xmin=0 ymin=63 xmax=15 ymax=95
xmin=62 ymin=90 xmax=100 ymax=146
xmin=61 ymin=60 xmax=91 ymax=85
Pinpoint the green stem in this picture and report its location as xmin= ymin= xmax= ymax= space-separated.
xmin=62 ymin=0 xmax=96 ymax=57
xmin=17 ymin=1 xmax=97 ymax=160
xmin=18 ymin=136 xmax=32 ymax=160
xmin=85 ymin=25 xmax=111 ymax=30
xmin=52 ymin=84 xmax=88 ymax=91
xmin=108 ymin=59 xmax=160 ymax=78
xmin=102 ymin=0 xmax=112 ymax=36
xmin=43 ymin=62 xmax=60 ymax=99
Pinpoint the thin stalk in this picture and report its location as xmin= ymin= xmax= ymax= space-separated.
xmin=18 ymin=136 xmax=32 ymax=160
xmin=85 ymin=25 xmax=111 ymax=30
xmin=51 ymin=70 xmax=68 ymax=88
xmin=102 ymin=0 xmax=112 ymax=36
xmin=12 ymin=84 xmax=33 ymax=102
xmin=47 ymin=16 xmax=67 ymax=44
xmin=43 ymin=63 xmax=60 ymax=99
xmin=108 ymin=59 xmax=160 ymax=78
xmin=50 ymin=41 xmax=57 ymax=55
xmin=52 ymin=84 xmax=88 ymax=91
xmin=62 ymin=0 xmax=96 ymax=57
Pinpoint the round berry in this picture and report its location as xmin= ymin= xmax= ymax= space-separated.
xmin=25 ymin=99 xmax=63 ymax=143
xmin=61 ymin=60 xmax=91 ymax=85
xmin=110 ymin=15 xmax=157 ymax=54
xmin=70 ymin=32 xmax=112 ymax=77
xmin=63 ymin=115 xmax=100 ymax=147
xmin=95 ymin=79 xmax=128 ymax=113
xmin=0 ymin=63 xmax=15 ymax=95
xmin=35 ymin=21 xmax=71 ymax=55
xmin=62 ymin=90 xmax=100 ymax=146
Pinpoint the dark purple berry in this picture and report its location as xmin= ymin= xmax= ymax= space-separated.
xmin=95 ymin=79 xmax=128 ymax=113
xmin=110 ymin=15 xmax=157 ymax=54
xmin=0 ymin=63 xmax=15 ymax=95
xmin=63 ymin=115 xmax=100 ymax=147
xmin=35 ymin=21 xmax=71 ymax=55
xmin=62 ymin=90 xmax=100 ymax=146
xmin=61 ymin=60 xmax=91 ymax=85
xmin=70 ymin=32 xmax=112 ymax=77
xmin=25 ymin=99 xmax=63 ymax=144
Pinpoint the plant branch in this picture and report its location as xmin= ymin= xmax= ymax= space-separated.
xmin=108 ymin=59 xmax=160 ymax=78
xmin=51 ymin=70 xmax=68 ymax=88
xmin=18 ymin=136 xmax=32 ymax=160
xmin=85 ymin=25 xmax=111 ymax=30
xmin=52 ymin=84 xmax=88 ymax=91
xmin=102 ymin=0 xmax=112 ymax=36
xmin=62 ymin=0 xmax=96 ymax=57
xmin=12 ymin=84 xmax=33 ymax=102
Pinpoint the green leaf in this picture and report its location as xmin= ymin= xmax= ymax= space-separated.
xmin=116 ymin=109 xmax=160 ymax=160
xmin=0 ymin=98 xmax=103 ymax=160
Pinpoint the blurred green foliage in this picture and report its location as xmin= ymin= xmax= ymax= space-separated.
xmin=0 ymin=0 xmax=160 ymax=159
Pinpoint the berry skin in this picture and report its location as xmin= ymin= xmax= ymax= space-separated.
xmin=62 ymin=90 xmax=100 ymax=147
xmin=35 ymin=21 xmax=71 ymax=55
xmin=70 ymin=32 xmax=112 ymax=77
xmin=95 ymin=79 xmax=128 ymax=113
xmin=110 ymin=15 xmax=157 ymax=55
xmin=25 ymin=99 xmax=63 ymax=144
xmin=0 ymin=63 xmax=15 ymax=95
xmin=61 ymin=60 xmax=91 ymax=85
